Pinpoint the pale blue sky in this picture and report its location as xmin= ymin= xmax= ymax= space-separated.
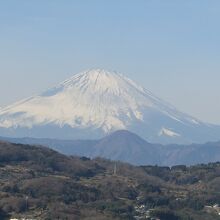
xmin=0 ymin=1 xmax=220 ymax=124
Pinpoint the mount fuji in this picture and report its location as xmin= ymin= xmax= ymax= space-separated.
xmin=0 ymin=69 xmax=219 ymax=144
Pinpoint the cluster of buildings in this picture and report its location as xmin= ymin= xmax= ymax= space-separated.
xmin=134 ymin=204 xmax=159 ymax=220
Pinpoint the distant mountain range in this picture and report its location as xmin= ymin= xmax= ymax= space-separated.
xmin=0 ymin=69 xmax=220 ymax=144
xmin=1 ymin=130 xmax=220 ymax=166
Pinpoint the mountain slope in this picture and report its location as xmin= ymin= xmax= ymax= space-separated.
xmin=88 ymin=130 xmax=161 ymax=165
xmin=0 ymin=69 xmax=219 ymax=143
xmin=0 ymin=131 xmax=161 ymax=165
xmin=1 ymin=131 xmax=220 ymax=166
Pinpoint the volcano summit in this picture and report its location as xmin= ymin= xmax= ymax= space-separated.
xmin=0 ymin=69 xmax=219 ymax=144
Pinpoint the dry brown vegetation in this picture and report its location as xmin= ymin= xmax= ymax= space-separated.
xmin=0 ymin=141 xmax=220 ymax=219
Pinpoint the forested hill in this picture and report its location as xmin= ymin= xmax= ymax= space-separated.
xmin=0 ymin=141 xmax=220 ymax=220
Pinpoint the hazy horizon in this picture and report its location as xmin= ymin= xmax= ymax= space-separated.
xmin=0 ymin=1 xmax=220 ymax=124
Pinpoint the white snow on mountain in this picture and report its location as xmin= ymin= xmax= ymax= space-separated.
xmin=159 ymin=127 xmax=181 ymax=137
xmin=0 ymin=70 xmax=193 ymax=129
xmin=0 ymin=69 xmax=219 ymax=143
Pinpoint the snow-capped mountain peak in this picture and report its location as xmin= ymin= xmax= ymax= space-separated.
xmin=57 ymin=68 xmax=146 ymax=96
xmin=0 ymin=69 xmax=219 ymax=143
